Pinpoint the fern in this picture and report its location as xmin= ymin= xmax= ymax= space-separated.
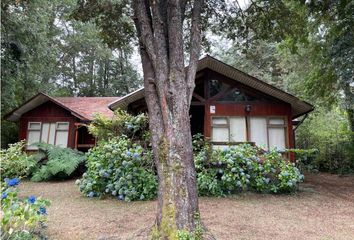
xmin=31 ymin=143 xmax=86 ymax=182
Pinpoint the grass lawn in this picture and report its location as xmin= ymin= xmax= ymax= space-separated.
xmin=19 ymin=173 xmax=354 ymax=240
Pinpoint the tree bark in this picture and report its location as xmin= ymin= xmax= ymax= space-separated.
xmin=132 ymin=0 xmax=203 ymax=238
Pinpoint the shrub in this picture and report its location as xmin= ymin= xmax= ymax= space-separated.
xmin=195 ymin=144 xmax=304 ymax=196
xmin=296 ymin=107 xmax=354 ymax=173
xmin=31 ymin=143 xmax=86 ymax=182
xmin=88 ymin=110 xmax=149 ymax=144
xmin=0 ymin=141 xmax=36 ymax=180
xmin=1 ymin=178 xmax=50 ymax=239
xmin=77 ymin=136 xmax=157 ymax=201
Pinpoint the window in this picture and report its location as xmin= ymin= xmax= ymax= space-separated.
xmin=27 ymin=122 xmax=41 ymax=150
xmin=211 ymin=117 xmax=247 ymax=143
xmin=55 ymin=122 xmax=69 ymax=147
xmin=249 ymin=117 xmax=268 ymax=149
xmin=268 ymin=118 xmax=286 ymax=151
xmin=27 ymin=122 xmax=69 ymax=149
xmin=211 ymin=116 xmax=287 ymax=151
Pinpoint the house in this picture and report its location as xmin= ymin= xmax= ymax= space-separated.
xmin=5 ymin=93 xmax=119 ymax=151
xmin=108 ymin=56 xmax=314 ymax=154
xmin=6 ymin=56 xmax=313 ymax=155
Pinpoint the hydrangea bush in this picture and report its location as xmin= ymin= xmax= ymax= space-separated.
xmin=195 ymin=144 xmax=304 ymax=196
xmin=76 ymin=136 xmax=157 ymax=201
xmin=0 ymin=141 xmax=36 ymax=180
xmin=78 ymin=111 xmax=304 ymax=201
xmin=1 ymin=178 xmax=50 ymax=239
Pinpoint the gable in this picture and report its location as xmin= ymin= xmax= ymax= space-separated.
xmin=192 ymin=69 xmax=289 ymax=105
xmin=109 ymin=56 xmax=313 ymax=118
xmin=22 ymin=101 xmax=73 ymax=119
xmin=5 ymin=93 xmax=120 ymax=122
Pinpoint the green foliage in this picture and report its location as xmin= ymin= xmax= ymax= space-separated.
xmin=77 ymin=136 xmax=157 ymax=201
xmin=296 ymin=107 xmax=354 ymax=173
xmin=1 ymin=178 xmax=50 ymax=239
xmin=0 ymin=141 xmax=36 ymax=180
xmin=195 ymin=144 xmax=304 ymax=196
xmin=88 ymin=110 xmax=149 ymax=143
xmin=31 ymin=143 xmax=86 ymax=181
xmin=1 ymin=0 xmax=141 ymax=147
xmin=78 ymin=133 xmax=304 ymax=201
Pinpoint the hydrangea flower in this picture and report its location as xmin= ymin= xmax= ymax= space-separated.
xmin=133 ymin=152 xmax=140 ymax=159
xmin=38 ymin=207 xmax=47 ymax=215
xmin=5 ymin=178 xmax=20 ymax=187
xmin=1 ymin=192 xmax=8 ymax=199
xmin=28 ymin=195 xmax=37 ymax=204
xmin=118 ymin=194 xmax=124 ymax=200
xmin=87 ymin=191 xmax=94 ymax=198
xmin=236 ymin=181 xmax=242 ymax=187
xmin=102 ymin=172 xmax=110 ymax=178
xmin=126 ymin=151 xmax=132 ymax=157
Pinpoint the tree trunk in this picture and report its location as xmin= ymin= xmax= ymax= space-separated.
xmin=132 ymin=0 xmax=203 ymax=238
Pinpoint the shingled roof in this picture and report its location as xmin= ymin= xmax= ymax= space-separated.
xmin=5 ymin=93 xmax=120 ymax=122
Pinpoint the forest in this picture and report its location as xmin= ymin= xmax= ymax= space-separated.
xmin=1 ymin=1 xmax=353 ymax=169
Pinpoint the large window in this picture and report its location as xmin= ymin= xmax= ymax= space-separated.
xmin=27 ymin=122 xmax=69 ymax=149
xmin=211 ymin=116 xmax=287 ymax=151
xmin=211 ymin=117 xmax=247 ymax=143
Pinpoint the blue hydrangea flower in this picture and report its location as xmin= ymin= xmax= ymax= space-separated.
xmin=283 ymin=171 xmax=289 ymax=177
xmin=118 ymin=194 xmax=124 ymax=200
xmin=1 ymin=192 xmax=8 ymax=199
xmin=133 ymin=152 xmax=140 ymax=159
xmin=126 ymin=151 xmax=132 ymax=157
xmin=102 ymin=172 xmax=110 ymax=178
xmin=264 ymin=178 xmax=270 ymax=184
xmin=28 ymin=195 xmax=36 ymax=204
xmin=38 ymin=207 xmax=47 ymax=215
xmin=287 ymin=180 xmax=293 ymax=187
xmin=236 ymin=181 xmax=242 ymax=187
xmin=87 ymin=191 xmax=94 ymax=198
xmin=5 ymin=178 xmax=20 ymax=187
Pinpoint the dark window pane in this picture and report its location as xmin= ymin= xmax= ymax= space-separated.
xmin=218 ymin=87 xmax=261 ymax=102
xmin=209 ymin=79 xmax=229 ymax=97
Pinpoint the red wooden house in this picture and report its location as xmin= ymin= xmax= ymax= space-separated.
xmin=6 ymin=56 xmax=313 ymax=154
xmin=5 ymin=93 xmax=119 ymax=151
xmin=109 ymin=56 xmax=314 ymax=152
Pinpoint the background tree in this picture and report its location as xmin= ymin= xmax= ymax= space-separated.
xmin=1 ymin=0 xmax=141 ymax=148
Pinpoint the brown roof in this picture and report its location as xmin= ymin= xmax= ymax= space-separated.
xmin=54 ymin=97 xmax=120 ymax=120
xmin=5 ymin=93 xmax=120 ymax=121
xmin=109 ymin=55 xmax=314 ymax=118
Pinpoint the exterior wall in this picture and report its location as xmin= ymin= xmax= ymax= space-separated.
xmin=203 ymin=102 xmax=294 ymax=149
xmin=19 ymin=101 xmax=78 ymax=149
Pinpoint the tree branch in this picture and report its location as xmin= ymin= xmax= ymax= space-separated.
xmin=186 ymin=0 xmax=204 ymax=103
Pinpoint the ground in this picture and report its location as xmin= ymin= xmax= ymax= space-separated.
xmin=19 ymin=173 xmax=354 ymax=240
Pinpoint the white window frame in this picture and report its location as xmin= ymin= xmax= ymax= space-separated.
xmin=26 ymin=121 xmax=70 ymax=149
xmin=210 ymin=115 xmax=288 ymax=150
xmin=27 ymin=122 xmax=42 ymax=150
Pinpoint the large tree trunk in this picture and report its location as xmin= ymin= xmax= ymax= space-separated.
xmin=132 ymin=0 xmax=203 ymax=238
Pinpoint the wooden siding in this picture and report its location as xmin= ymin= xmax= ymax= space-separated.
xmin=19 ymin=101 xmax=77 ymax=148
